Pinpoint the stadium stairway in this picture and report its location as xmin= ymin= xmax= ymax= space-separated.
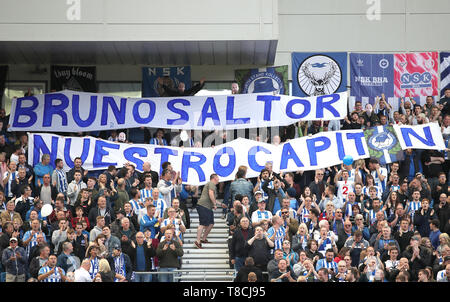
xmin=178 ymin=200 xmax=235 ymax=282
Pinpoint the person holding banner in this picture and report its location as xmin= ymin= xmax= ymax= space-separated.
xmin=157 ymin=77 xmax=206 ymax=97
xmin=231 ymin=82 xmax=240 ymax=95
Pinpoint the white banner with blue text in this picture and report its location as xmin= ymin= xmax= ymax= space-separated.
xmin=10 ymin=90 xmax=348 ymax=132
xmin=393 ymin=122 xmax=446 ymax=150
xmin=28 ymin=123 xmax=445 ymax=185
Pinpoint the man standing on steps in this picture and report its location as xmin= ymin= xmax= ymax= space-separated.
xmin=194 ymin=174 xmax=226 ymax=249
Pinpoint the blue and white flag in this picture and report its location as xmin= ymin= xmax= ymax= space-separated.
xmin=235 ymin=66 xmax=289 ymax=95
xmin=441 ymin=52 xmax=450 ymax=98
xmin=142 ymin=66 xmax=191 ymax=97
xmin=350 ymin=53 xmax=394 ymax=100
xmin=292 ymin=52 xmax=347 ymax=97
xmin=364 ymin=125 xmax=404 ymax=165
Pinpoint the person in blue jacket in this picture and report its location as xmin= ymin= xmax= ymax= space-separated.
xmin=33 ymin=154 xmax=53 ymax=188
xmin=139 ymin=205 xmax=161 ymax=239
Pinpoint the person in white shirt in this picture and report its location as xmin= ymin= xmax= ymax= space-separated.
xmin=67 ymin=171 xmax=87 ymax=207
xmin=437 ymin=263 xmax=450 ymax=282
xmin=251 ymin=195 xmax=272 ymax=227
xmin=384 ymin=246 xmax=400 ymax=274
xmin=313 ymin=220 xmax=338 ymax=243
xmin=160 ymin=207 xmax=186 ymax=240
xmin=157 ymin=169 xmax=182 ymax=208
xmin=74 ymin=259 xmax=93 ymax=282
xmin=241 ymin=195 xmax=251 ymax=215
xmin=334 ymin=170 xmax=355 ymax=205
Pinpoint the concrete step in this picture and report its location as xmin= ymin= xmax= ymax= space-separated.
xmin=180 ymin=279 xmax=233 ymax=282
xmin=184 ymin=239 xmax=228 ymax=244
xmin=189 ymin=215 xmax=225 ymax=220
xmin=184 ymin=248 xmax=228 ymax=254
xmin=183 ymin=233 xmax=227 ymax=238
xmin=184 ymin=228 xmax=228 ymax=234
xmin=190 ymin=223 xmax=228 ymax=228
xmin=179 ymin=276 xmax=234 ymax=282
xmin=181 ymin=263 xmax=231 ymax=269
xmin=177 ymin=269 xmax=235 ymax=274
xmin=182 ymin=258 xmax=229 ymax=264
xmin=183 ymin=253 xmax=228 ymax=259
xmin=183 ymin=242 xmax=228 ymax=249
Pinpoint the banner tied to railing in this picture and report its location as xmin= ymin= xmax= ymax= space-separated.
xmin=28 ymin=123 xmax=445 ymax=185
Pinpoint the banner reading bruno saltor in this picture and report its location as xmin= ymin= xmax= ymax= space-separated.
xmin=10 ymin=90 xmax=348 ymax=132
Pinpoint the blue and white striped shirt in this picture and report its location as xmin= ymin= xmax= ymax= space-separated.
xmin=55 ymin=168 xmax=68 ymax=193
xmin=259 ymin=180 xmax=273 ymax=199
xmin=367 ymin=209 xmax=386 ymax=225
xmin=362 ymin=186 xmax=381 ymax=199
xmin=317 ymin=237 xmax=333 ymax=256
xmin=153 ymin=198 xmax=167 ymax=218
xmin=161 ymin=218 xmax=184 ymax=238
xmin=344 ymin=202 xmax=361 ymax=218
xmin=371 ymin=168 xmax=388 ymax=193
xmin=299 ymin=208 xmax=311 ymax=223
xmin=88 ymin=257 xmax=99 ymax=279
xmin=315 ymin=258 xmax=338 ymax=272
xmin=3 ymin=171 xmax=17 ymax=198
xmin=39 ymin=266 xmax=65 ymax=282
xmin=129 ymin=199 xmax=144 ymax=215
xmin=113 ymin=254 xmax=126 ymax=282
xmin=149 ymin=138 xmax=168 ymax=146
xmin=139 ymin=188 xmax=153 ymax=203
xmin=407 ymin=201 xmax=421 ymax=222
xmin=23 ymin=231 xmax=44 ymax=257
xmin=267 ymin=226 xmax=286 ymax=252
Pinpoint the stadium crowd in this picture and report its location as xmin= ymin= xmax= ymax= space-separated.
xmin=0 ymin=84 xmax=450 ymax=283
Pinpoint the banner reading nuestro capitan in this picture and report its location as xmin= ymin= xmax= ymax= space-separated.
xmin=394 ymin=52 xmax=439 ymax=97
xmin=235 ymin=66 xmax=289 ymax=95
xmin=292 ymin=52 xmax=347 ymax=97
xmin=142 ymin=66 xmax=191 ymax=97
xmin=28 ymin=123 xmax=445 ymax=185
xmin=9 ymin=90 xmax=348 ymax=132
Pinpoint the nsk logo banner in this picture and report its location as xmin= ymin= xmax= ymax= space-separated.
xmin=142 ymin=66 xmax=191 ymax=97
xmin=292 ymin=52 xmax=347 ymax=97
xmin=394 ymin=52 xmax=438 ymax=97
xmin=350 ymin=53 xmax=394 ymax=99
